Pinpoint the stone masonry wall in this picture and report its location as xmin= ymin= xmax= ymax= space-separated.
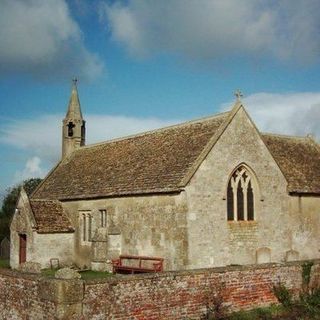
xmin=1 ymin=260 xmax=319 ymax=320
xmin=64 ymin=193 xmax=188 ymax=271
xmin=10 ymin=190 xmax=75 ymax=269
xmin=185 ymin=107 xmax=320 ymax=268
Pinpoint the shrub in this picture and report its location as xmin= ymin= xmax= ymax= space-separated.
xmin=272 ymin=283 xmax=292 ymax=308
xmin=298 ymin=287 xmax=320 ymax=316
xmin=302 ymin=262 xmax=314 ymax=289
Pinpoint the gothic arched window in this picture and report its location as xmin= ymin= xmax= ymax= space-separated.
xmin=227 ymin=166 xmax=255 ymax=221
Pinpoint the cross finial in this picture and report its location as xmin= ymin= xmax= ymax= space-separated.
xmin=72 ymin=77 xmax=78 ymax=86
xmin=234 ymin=89 xmax=243 ymax=101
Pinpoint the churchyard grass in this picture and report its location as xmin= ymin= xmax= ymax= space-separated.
xmin=214 ymin=286 xmax=320 ymax=319
xmin=204 ymin=302 xmax=320 ymax=319
xmin=0 ymin=259 xmax=9 ymax=268
xmin=79 ymin=270 xmax=114 ymax=280
xmin=225 ymin=305 xmax=284 ymax=320
xmin=41 ymin=268 xmax=113 ymax=280
xmin=41 ymin=268 xmax=58 ymax=277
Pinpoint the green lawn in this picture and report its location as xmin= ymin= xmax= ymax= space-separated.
xmin=0 ymin=259 xmax=10 ymax=269
xmin=41 ymin=268 xmax=113 ymax=280
xmin=79 ymin=270 xmax=113 ymax=280
xmin=219 ymin=287 xmax=320 ymax=320
xmin=40 ymin=268 xmax=57 ymax=277
xmin=225 ymin=305 xmax=289 ymax=320
xmin=0 ymin=261 xmax=113 ymax=279
xmin=225 ymin=305 xmax=320 ymax=320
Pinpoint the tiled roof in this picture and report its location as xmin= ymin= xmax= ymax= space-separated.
xmin=32 ymin=113 xmax=229 ymax=200
xmin=262 ymin=134 xmax=320 ymax=194
xmin=30 ymin=200 xmax=74 ymax=233
xmin=31 ymin=109 xmax=320 ymax=201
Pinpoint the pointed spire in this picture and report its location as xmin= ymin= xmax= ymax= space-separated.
xmin=62 ymin=78 xmax=86 ymax=159
xmin=65 ymin=78 xmax=83 ymax=119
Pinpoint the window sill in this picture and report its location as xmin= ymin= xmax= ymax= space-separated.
xmin=227 ymin=220 xmax=257 ymax=227
xmin=227 ymin=220 xmax=256 ymax=223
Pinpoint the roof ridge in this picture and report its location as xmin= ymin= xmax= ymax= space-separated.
xmin=178 ymin=101 xmax=243 ymax=186
xmin=262 ymin=132 xmax=309 ymax=140
xmin=31 ymin=199 xmax=60 ymax=203
xmin=74 ymin=111 xmax=230 ymax=151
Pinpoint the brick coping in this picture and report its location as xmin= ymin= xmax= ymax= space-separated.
xmin=87 ymin=259 xmax=320 ymax=284
xmin=1 ymin=259 xmax=319 ymax=284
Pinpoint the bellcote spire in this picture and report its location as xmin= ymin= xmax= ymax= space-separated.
xmin=62 ymin=79 xmax=86 ymax=159
xmin=65 ymin=78 xmax=83 ymax=120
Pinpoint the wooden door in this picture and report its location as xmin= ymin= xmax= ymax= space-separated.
xmin=19 ymin=234 xmax=27 ymax=264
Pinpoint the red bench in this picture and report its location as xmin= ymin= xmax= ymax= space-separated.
xmin=112 ymin=255 xmax=164 ymax=274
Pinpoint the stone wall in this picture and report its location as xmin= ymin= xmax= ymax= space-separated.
xmin=11 ymin=229 xmax=74 ymax=270
xmin=63 ymin=192 xmax=188 ymax=270
xmin=32 ymin=233 xmax=75 ymax=268
xmin=185 ymin=107 xmax=320 ymax=268
xmin=288 ymin=195 xmax=320 ymax=260
xmin=1 ymin=260 xmax=319 ymax=320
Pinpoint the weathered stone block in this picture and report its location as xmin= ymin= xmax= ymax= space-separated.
xmin=285 ymin=250 xmax=299 ymax=262
xmin=91 ymin=261 xmax=109 ymax=272
xmin=39 ymin=278 xmax=84 ymax=303
xmin=56 ymin=303 xmax=83 ymax=320
xmin=55 ymin=268 xmax=81 ymax=279
xmin=19 ymin=261 xmax=42 ymax=274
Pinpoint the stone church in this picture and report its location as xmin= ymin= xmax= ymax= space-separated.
xmin=10 ymin=82 xmax=320 ymax=271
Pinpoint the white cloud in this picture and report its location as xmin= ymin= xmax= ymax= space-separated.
xmin=1 ymin=92 xmax=320 ymax=190
xmin=102 ymin=0 xmax=320 ymax=64
xmin=1 ymin=92 xmax=320 ymax=167
xmin=221 ymin=92 xmax=320 ymax=139
xmin=0 ymin=114 xmax=180 ymax=164
xmin=0 ymin=115 xmax=61 ymax=164
xmin=14 ymin=156 xmax=46 ymax=184
xmin=0 ymin=0 xmax=104 ymax=80
xmin=2 ymin=92 xmax=320 ymax=165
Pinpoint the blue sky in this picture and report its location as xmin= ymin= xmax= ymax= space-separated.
xmin=1 ymin=0 xmax=320 ymax=200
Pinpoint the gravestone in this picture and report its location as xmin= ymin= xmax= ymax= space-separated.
xmin=285 ymin=249 xmax=299 ymax=262
xmin=256 ymin=247 xmax=271 ymax=264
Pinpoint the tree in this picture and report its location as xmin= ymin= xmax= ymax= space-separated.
xmin=0 ymin=178 xmax=42 ymax=240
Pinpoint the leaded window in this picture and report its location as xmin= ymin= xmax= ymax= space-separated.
xmin=227 ymin=166 xmax=255 ymax=221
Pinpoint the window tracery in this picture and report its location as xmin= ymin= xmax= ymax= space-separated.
xmin=227 ymin=166 xmax=255 ymax=221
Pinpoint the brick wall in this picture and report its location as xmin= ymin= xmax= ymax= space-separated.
xmin=0 ymin=269 xmax=56 ymax=319
xmin=0 ymin=260 xmax=319 ymax=320
xmin=82 ymin=262 xmax=308 ymax=319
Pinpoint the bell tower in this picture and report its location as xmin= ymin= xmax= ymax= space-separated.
xmin=62 ymin=79 xmax=86 ymax=159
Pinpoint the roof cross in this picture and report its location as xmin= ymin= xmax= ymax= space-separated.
xmin=72 ymin=77 xmax=78 ymax=86
xmin=234 ymin=89 xmax=243 ymax=101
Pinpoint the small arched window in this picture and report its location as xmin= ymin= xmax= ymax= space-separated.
xmin=227 ymin=166 xmax=255 ymax=221
xmin=67 ymin=121 xmax=75 ymax=137
xmin=80 ymin=211 xmax=92 ymax=243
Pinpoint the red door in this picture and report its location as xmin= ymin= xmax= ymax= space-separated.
xmin=19 ymin=234 xmax=27 ymax=264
